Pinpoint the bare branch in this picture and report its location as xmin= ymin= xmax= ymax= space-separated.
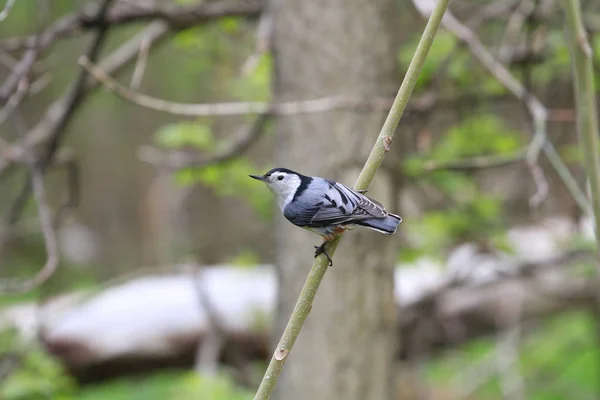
xmin=0 ymin=163 xmax=59 ymax=293
xmin=0 ymin=48 xmax=39 ymax=105
xmin=78 ymin=56 xmax=397 ymax=117
xmin=498 ymin=0 xmax=536 ymax=64
xmin=0 ymin=76 xmax=28 ymax=128
xmin=466 ymin=0 xmax=521 ymax=28
xmin=189 ymin=263 xmax=225 ymax=376
xmin=0 ymin=0 xmax=16 ymax=22
xmin=421 ymin=148 xmax=528 ymax=173
xmin=37 ymin=0 xmax=116 ymax=169
xmin=241 ymin=10 xmax=272 ymax=76
xmin=494 ymin=296 xmax=525 ymax=400
xmin=129 ymin=32 xmax=152 ymax=90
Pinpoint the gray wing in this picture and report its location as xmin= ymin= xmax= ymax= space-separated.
xmin=285 ymin=179 xmax=387 ymax=228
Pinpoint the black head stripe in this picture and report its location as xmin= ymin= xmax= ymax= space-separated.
xmin=264 ymin=167 xmax=302 ymax=177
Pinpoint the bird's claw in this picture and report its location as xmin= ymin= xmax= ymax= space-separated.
xmin=357 ymin=189 xmax=368 ymax=194
xmin=314 ymin=243 xmax=333 ymax=266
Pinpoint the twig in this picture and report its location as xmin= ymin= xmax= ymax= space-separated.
xmin=130 ymin=32 xmax=152 ymax=90
xmin=38 ymin=0 xmax=115 ymax=169
xmin=421 ymin=147 xmax=527 ymax=172
xmin=0 ymin=163 xmax=59 ymax=293
xmin=0 ymin=73 xmax=52 ymax=130
xmin=51 ymin=149 xmax=81 ymax=228
xmin=466 ymin=0 xmax=521 ymax=28
xmin=0 ymin=0 xmax=16 ymax=22
xmin=190 ymin=264 xmax=225 ymax=376
xmin=497 ymin=0 xmax=536 ymax=64
xmin=241 ymin=10 xmax=272 ymax=76
xmin=542 ymin=142 xmax=589 ymax=214
xmin=0 ymin=76 xmax=28 ymax=128
xmin=138 ymin=112 xmax=271 ymax=169
xmin=252 ymin=0 xmax=451 ymax=398
xmin=495 ymin=296 xmax=525 ymax=400
xmin=0 ymin=48 xmax=38 ymax=105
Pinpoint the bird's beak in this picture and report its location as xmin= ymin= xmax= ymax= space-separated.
xmin=249 ymin=174 xmax=266 ymax=181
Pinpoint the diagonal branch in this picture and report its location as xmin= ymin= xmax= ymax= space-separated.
xmin=0 ymin=162 xmax=59 ymax=293
xmin=252 ymin=0 xmax=452 ymax=398
xmin=38 ymin=0 xmax=116 ymax=169
xmin=190 ymin=264 xmax=226 ymax=376
xmin=421 ymin=147 xmax=528 ymax=172
xmin=497 ymin=0 xmax=536 ymax=64
xmin=0 ymin=0 xmax=16 ymax=22
xmin=78 ymin=56 xmax=396 ymax=116
xmin=0 ymin=48 xmax=39 ymax=105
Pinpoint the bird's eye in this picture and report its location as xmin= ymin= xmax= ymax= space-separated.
xmin=277 ymin=175 xmax=284 ymax=181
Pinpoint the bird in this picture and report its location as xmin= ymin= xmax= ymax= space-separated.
xmin=249 ymin=167 xmax=402 ymax=266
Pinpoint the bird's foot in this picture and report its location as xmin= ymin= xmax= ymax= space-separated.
xmin=314 ymin=242 xmax=333 ymax=266
xmin=357 ymin=189 xmax=368 ymax=194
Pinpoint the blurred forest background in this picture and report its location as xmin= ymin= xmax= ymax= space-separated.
xmin=1 ymin=0 xmax=600 ymax=399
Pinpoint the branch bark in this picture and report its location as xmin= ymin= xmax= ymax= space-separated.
xmin=0 ymin=163 xmax=59 ymax=293
xmin=77 ymin=57 xmax=397 ymax=116
xmin=561 ymin=0 xmax=600 ymax=257
xmin=252 ymin=0 xmax=451 ymax=398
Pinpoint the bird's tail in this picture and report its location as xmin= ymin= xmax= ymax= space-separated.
xmin=356 ymin=213 xmax=402 ymax=235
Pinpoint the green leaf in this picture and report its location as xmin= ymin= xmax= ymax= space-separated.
xmin=429 ymin=115 xmax=524 ymax=161
xmin=217 ymin=17 xmax=242 ymax=34
xmin=0 ymin=328 xmax=77 ymax=400
xmin=559 ymin=144 xmax=583 ymax=163
xmin=229 ymin=249 xmax=261 ymax=267
xmin=230 ymin=54 xmax=272 ymax=102
xmin=174 ymin=373 xmax=253 ymax=400
xmin=175 ymin=160 xmax=274 ymax=220
xmin=155 ymin=123 xmax=216 ymax=150
xmin=402 ymin=156 xmax=427 ymax=177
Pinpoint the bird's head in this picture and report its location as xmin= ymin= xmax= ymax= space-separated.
xmin=249 ymin=168 xmax=304 ymax=207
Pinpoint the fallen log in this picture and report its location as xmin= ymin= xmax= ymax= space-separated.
xmin=0 ymin=245 xmax=594 ymax=383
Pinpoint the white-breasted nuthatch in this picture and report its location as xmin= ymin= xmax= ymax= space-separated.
xmin=250 ymin=167 xmax=402 ymax=266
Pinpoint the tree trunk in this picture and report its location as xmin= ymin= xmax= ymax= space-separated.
xmin=270 ymin=1 xmax=402 ymax=399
